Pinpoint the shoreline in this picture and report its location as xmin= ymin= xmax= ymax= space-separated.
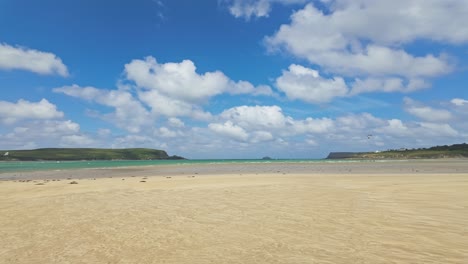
xmin=1 ymin=159 xmax=468 ymax=181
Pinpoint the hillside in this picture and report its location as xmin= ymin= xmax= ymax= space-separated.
xmin=0 ymin=148 xmax=185 ymax=161
xmin=327 ymin=143 xmax=468 ymax=159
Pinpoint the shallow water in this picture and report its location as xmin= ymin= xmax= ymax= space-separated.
xmin=0 ymin=159 xmax=365 ymax=173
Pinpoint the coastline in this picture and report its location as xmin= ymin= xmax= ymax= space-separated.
xmin=1 ymin=158 xmax=467 ymax=181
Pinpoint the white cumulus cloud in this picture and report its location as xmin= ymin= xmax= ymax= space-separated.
xmin=54 ymin=85 xmax=152 ymax=133
xmin=137 ymin=89 xmax=212 ymax=121
xmin=167 ymin=117 xmax=185 ymax=128
xmin=209 ymin=121 xmax=249 ymax=142
xmin=206 ymin=104 xmax=463 ymax=156
xmin=210 ymin=105 xmax=334 ymax=142
xmin=124 ymin=56 xmax=272 ymax=103
xmin=251 ymin=130 xmax=274 ymax=143
xmin=418 ymin=122 xmax=458 ymax=137
xmin=0 ymin=120 xmax=84 ymax=149
xmin=219 ymin=105 xmax=293 ymax=130
xmin=123 ymin=56 xmax=272 ymax=119
xmin=350 ymin=77 xmax=430 ymax=95
xmin=209 ymin=105 xmax=292 ymax=142
xmin=276 ymin=64 xmax=348 ymax=103
xmin=451 ymin=98 xmax=468 ymax=106
xmin=404 ymin=97 xmax=453 ymax=122
xmin=266 ymin=3 xmax=453 ymax=78
xmin=60 ymin=134 xmax=96 ymax=147
xmin=263 ymin=0 xmax=468 ymax=99
xmin=125 ymin=57 xmax=228 ymax=102
xmin=293 ymin=117 xmax=335 ymax=134
xmin=0 ymin=99 xmax=64 ymax=124
xmin=0 ymin=43 xmax=68 ymax=76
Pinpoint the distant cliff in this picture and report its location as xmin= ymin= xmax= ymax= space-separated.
xmin=326 ymin=143 xmax=468 ymax=159
xmin=0 ymin=148 xmax=185 ymax=161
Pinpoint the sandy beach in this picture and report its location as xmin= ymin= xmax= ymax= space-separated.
xmin=1 ymin=160 xmax=467 ymax=263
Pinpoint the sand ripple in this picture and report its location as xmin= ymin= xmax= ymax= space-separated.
xmin=1 ymin=173 xmax=467 ymax=263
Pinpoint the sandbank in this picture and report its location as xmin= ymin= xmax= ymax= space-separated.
xmin=1 ymin=160 xmax=467 ymax=263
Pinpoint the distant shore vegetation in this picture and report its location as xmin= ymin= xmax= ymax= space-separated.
xmin=0 ymin=148 xmax=185 ymax=161
xmin=327 ymin=143 xmax=468 ymax=159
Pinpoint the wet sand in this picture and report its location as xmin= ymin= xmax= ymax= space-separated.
xmin=1 ymin=160 xmax=467 ymax=263
xmin=2 ymin=159 xmax=467 ymax=181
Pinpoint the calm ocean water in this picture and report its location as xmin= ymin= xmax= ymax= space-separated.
xmin=0 ymin=159 xmax=358 ymax=173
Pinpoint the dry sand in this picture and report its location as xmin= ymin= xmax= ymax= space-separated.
xmin=1 ymin=161 xmax=467 ymax=263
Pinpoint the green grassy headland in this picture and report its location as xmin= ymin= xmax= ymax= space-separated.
xmin=0 ymin=148 xmax=185 ymax=161
xmin=327 ymin=143 xmax=468 ymax=159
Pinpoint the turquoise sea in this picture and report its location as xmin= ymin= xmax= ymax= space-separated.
xmin=0 ymin=159 xmax=356 ymax=173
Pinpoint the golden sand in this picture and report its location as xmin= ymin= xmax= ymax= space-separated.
xmin=1 ymin=165 xmax=467 ymax=263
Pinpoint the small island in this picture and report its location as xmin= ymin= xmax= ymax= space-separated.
xmin=0 ymin=148 xmax=185 ymax=161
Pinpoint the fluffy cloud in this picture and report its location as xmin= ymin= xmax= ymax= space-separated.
xmin=418 ymin=122 xmax=458 ymax=137
xmin=210 ymin=106 xmax=388 ymax=143
xmin=2 ymin=101 xmax=460 ymax=157
xmin=450 ymin=98 xmax=468 ymax=122
xmin=209 ymin=105 xmax=291 ymax=142
xmin=167 ymin=117 xmax=185 ymax=128
xmin=158 ymin=127 xmax=179 ymax=138
xmin=210 ymin=105 xmax=333 ymax=142
xmin=225 ymin=0 xmax=271 ymax=19
xmin=322 ymin=0 xmax=468 ymax=45
xmin=404 ymin=97 xmax=453 ymax=122
xmin=125 ymin=57 xmax=228 ymax=103
xmin=267 ymin=0 xmax=468 ymax=46
xmin=136 ymin=89 xmax=212 ymax=121
xmin=378 ymin=119 xmax=410 ymax=137
xmin=53 ymin=57 xmax=275 ymax=135
xmin=60 ymin=134 xmax=96 ymax=147
xmin=0 ymin=120 xmax=85 ymax=149
xmin=0 ymin=98 xmax=96 ymax=149
xmin=266 ymin=3 xmax=453 ymax=78
xmin=206 ymin=103 xmax=463 ymax=156
xmin=209 ymin=121 xmax=249 ymax=142
xmin=122 ymin=56 xmax=272 ymax=119
xmin=276 ymin=64 xmax=348 ymax=103
xmin=250 ymin=130 xmax=274 ymax=143
xmin=375 ymin=119 xmax=459 ymax=139
xmin=0 ymin=43 xmax=68 ymax=76
xmin=292 ymin=117 xmax=335 ymax=134
xmin=262 ymin=0 xmax=468 ymax=99
xmin=223 ymin=0 xmax=307 ymax=19
xmin=350 ymin=77 xmax=430 ymax=95
xmin=451 ymin=98 xmax=468 ymax=106
xmin=335 ymin=113 xmax=385 ymax=132
xmin=275 ymin=64 xmax=432 ymax=104
xmin=124 ymin=56 xmax=273 ymax=103
xmin=0 ymin=99 xmax=64 ymax=124
xmin=218 ymin=105 xmax=293 ymax=130
xmin=339 ymin=114 xmax=460 ymax=148
xmin=111 ymin=134 xmax=163 ymax=149
xmin=54 ymin=85 xmax=152 ymax=133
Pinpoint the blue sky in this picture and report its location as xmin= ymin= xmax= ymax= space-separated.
xmin=1 ymin=0 xmax=468 ymax=159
